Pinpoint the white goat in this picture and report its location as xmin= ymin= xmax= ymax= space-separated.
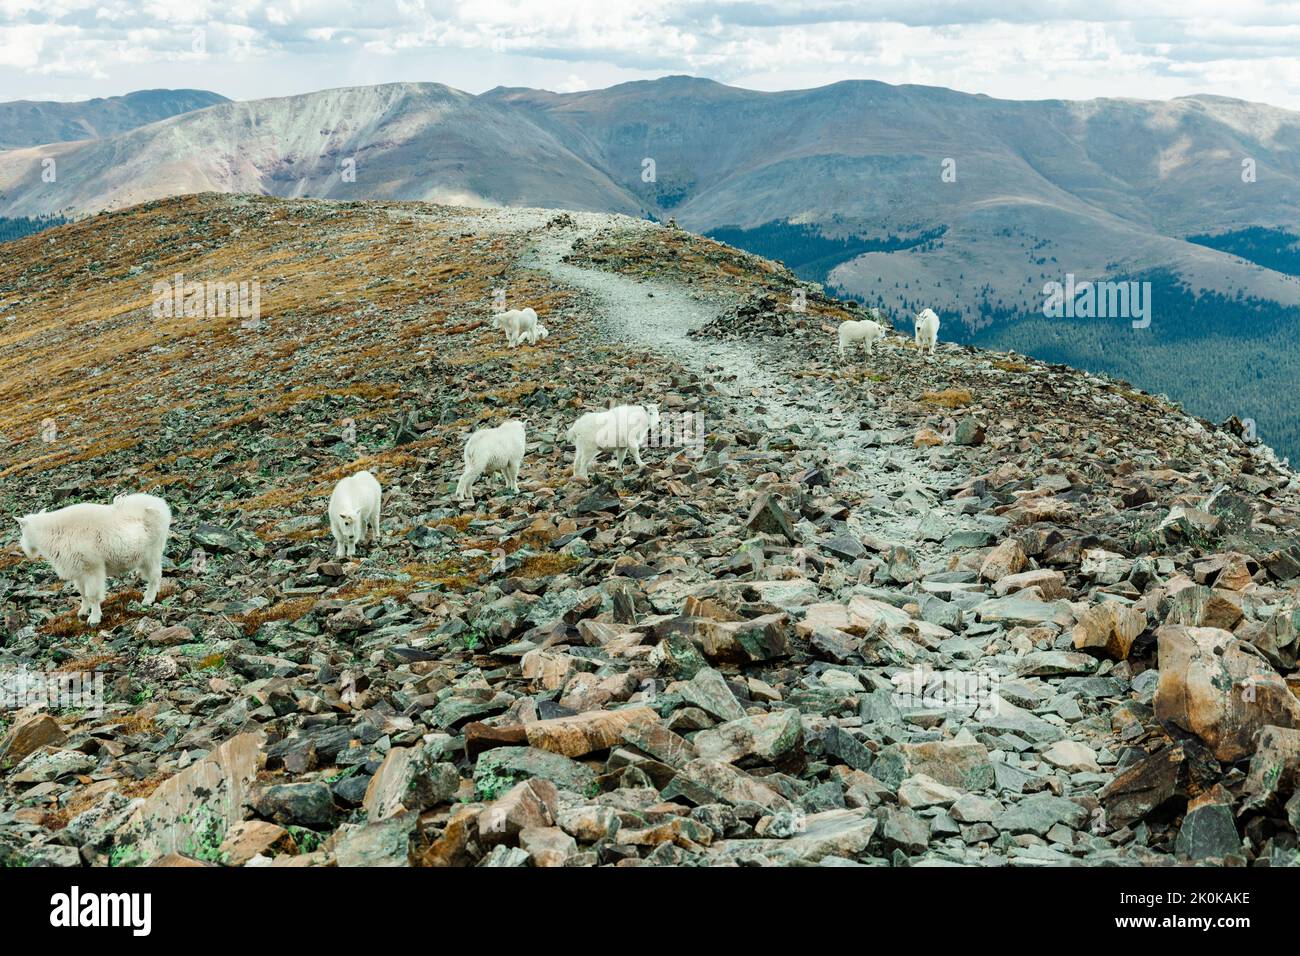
xmin=837 ymin=319 xmax=886 ymax=359
xmin=568 ymin=404 xmax=660 ymax=479
xmin=490 ymin=307 xmax=540 ymax=347
xmin=508 ymin=323 xmax=549 ymax=348
xmin=915 ymin=308 xmax=940 ymax=354
xmin=329 ymin=470 xmax=382 ymax=559
xmin=15 ymin=493 xmax=171 ymax=626
xmin=456 ymin=420 xmax=526 ymax=504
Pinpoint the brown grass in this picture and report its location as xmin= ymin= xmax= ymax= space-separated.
xmin=0 ymin=194 xmax=569 ymax=489
xmin=993 ymin=358 xmax=1033 ymax=373
xmin=195 ymin=652 xmax=225 ymax=670
xmin=119 ymin=772 xmax=168 ymax=800
xmin=54 ymin=653 xmax=119 ymax=672
xmin=517 ymin=553 xmax=581 ymax=577
xmin=237 ymin=598 xmax=317 ymax=637
xmin=115 ymin=709 xmax=159 ymax=736
xmin=920 ymin=388 xmax=974 ymax=408
xmin=40 ymin=589 xmax=144 ymax=637
xmin=334 ymin=557 xmax=489 ymax=602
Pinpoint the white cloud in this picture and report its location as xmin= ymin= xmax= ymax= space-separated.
xmin=2 ymin=0 xmax=1300 ymax=109
xmin=555 ymin=72 xmax=589 ymax=92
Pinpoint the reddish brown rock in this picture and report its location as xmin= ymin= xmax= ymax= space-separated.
xmin=116 ymin=731 xmax=265 ymax=864
xmin=0 ymin=713 xmax=66 ymax=766
xmin=980 ymin=538 xmax=1027 ymax=583
xmin=477 ymin=778 xmax=558 ymax=847
xmin=519 ymin=826 xmax=577 ymax=866
xmin=1154 ymin=625 xmax=1300 ymax=762
xmin=1072 ymin=601 xmax=1147 ymax=660
xmin=688 ymin=612 xmax=791 ymax=663
xmin=219 ymin=820 xmax=294 ymax=866
xmin=522 ymin=706 xmax=660 ymax=758
xmin=993 ymin=568 xmax=1067 ymax=599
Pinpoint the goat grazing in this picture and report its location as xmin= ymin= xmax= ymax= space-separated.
xmin=329 ymin=470 xmax=382 ymax=559
xmin=915 ymin=308 xmax=940 ymax=354
xmin=567 ymin=404 xmax=660 ymax=479
xmin=455 ymin=420 xmax=526 ymax=504
xmin=837 ymin=319 xmax=886 ymax=359
xmin=15 ymin=493 xmax=171 ymax=626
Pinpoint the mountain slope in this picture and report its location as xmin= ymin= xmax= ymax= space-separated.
xmin=2 ymin=195 xmax=1300 ymax=869
xmin=0 ymin=84 xmax=639 ymax=218
xmin=6 ymin=77 xmax=1299 ymax=317
xmin=490 ymin=79 xmax=1300 ymax=456
xmin=3 ymin=77 xmax=1299 ymax=453
xmin=488 ymin=79 xmax=1300 ymax=318
xmin=0 ymin=89 xmax=228 ymax=149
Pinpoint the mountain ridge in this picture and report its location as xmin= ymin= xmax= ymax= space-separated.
xmin=0 ymin=89 xmax=229 ymax=149
xmin=2 ymin=193 xmax=1300 ymax=868
xmin=2 ymin=76 xmax=1298 ymax=454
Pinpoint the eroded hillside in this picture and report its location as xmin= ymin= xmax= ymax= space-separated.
xmin=1 ymin=194 xmax=1299 ymax=868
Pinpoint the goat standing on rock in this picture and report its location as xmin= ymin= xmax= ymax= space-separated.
xmin=837 ymin=318 xmax=886 ymax=359
xmin=915 ymin=308 xmax=940 ymax=355
xmin=456 ymin=420 xmax=526 ymax=504
xmin=568 ymin=404 xmax=660 ymax=479
xmin=15 ymin=493 xmax=171 ymax=626
xmin=329 ymin=470 xmax=382 ymax=559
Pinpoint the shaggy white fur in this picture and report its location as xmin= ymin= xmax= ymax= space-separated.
xmin=490 ymin=307 xmax=540 ymax=347
xmin=329 ymin=470 xmax=382 ymax=559
xmin=508 ymin=323 xmax=549 ymax=348
xmin=456 ymin=420 xmax=526 ymax=504
xmin=837 ymin=319 xmax=886 ymax=358
xmin=16 ymin=493 xmax=171 ymax=626
xmin=567 ymin=404 xmax=660 ymax=479
xmin=915 ymin=308 xmax=940 ymax=354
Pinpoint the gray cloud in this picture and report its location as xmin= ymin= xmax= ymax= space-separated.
xmin=2 ymin=1 xmax=1298 ymax=109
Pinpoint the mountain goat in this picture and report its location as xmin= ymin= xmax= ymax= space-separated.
xmin=915 ymin=308 xmax=940 ymax=354
xmin=15 ymin=493 xmax=171 ymax=626
xmin=491 ymin=307 xmax=540 ymax=347
xmin=837 ymin=319 xmax=886 ymax=359
xmin=567 ymin=404 xmax=660 ymax=479
xmin=329 ymin=470 xmax=382 ymax=559
xmin=456 ymin=420 xmax=526 ymax=504
xmin=509 ymin=323 xmax=549 ymax=348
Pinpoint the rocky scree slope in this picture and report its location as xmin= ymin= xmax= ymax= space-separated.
xmin=0 ymin=195 xmax=1298 ymax=867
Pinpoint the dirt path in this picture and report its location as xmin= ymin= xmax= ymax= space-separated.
xmin=525 ymin=220 xmax=978 ymax=558
xmin=529 ymin=224 xmax=823 ymax=434
xmin=441 ymin=206 xmax=980 ymax=562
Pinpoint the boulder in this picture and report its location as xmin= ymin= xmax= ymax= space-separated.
xmin=1072 ymin=601 xmax=1146 ymax=660
xmin=1154 ymin=625 xmax=1300 ymax=762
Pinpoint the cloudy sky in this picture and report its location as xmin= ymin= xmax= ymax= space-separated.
xmin=3 ymin=0 xmax=1300 ymax=109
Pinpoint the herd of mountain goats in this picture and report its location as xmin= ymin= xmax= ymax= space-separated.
xmin=10 ymin=302 xmax=942 ymax=631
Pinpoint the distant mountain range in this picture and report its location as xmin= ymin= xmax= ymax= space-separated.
xmin=2 ymin=76 xmax=1298 ymax=453
xmin=0 ymin=89 xmax=228 ymax=149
